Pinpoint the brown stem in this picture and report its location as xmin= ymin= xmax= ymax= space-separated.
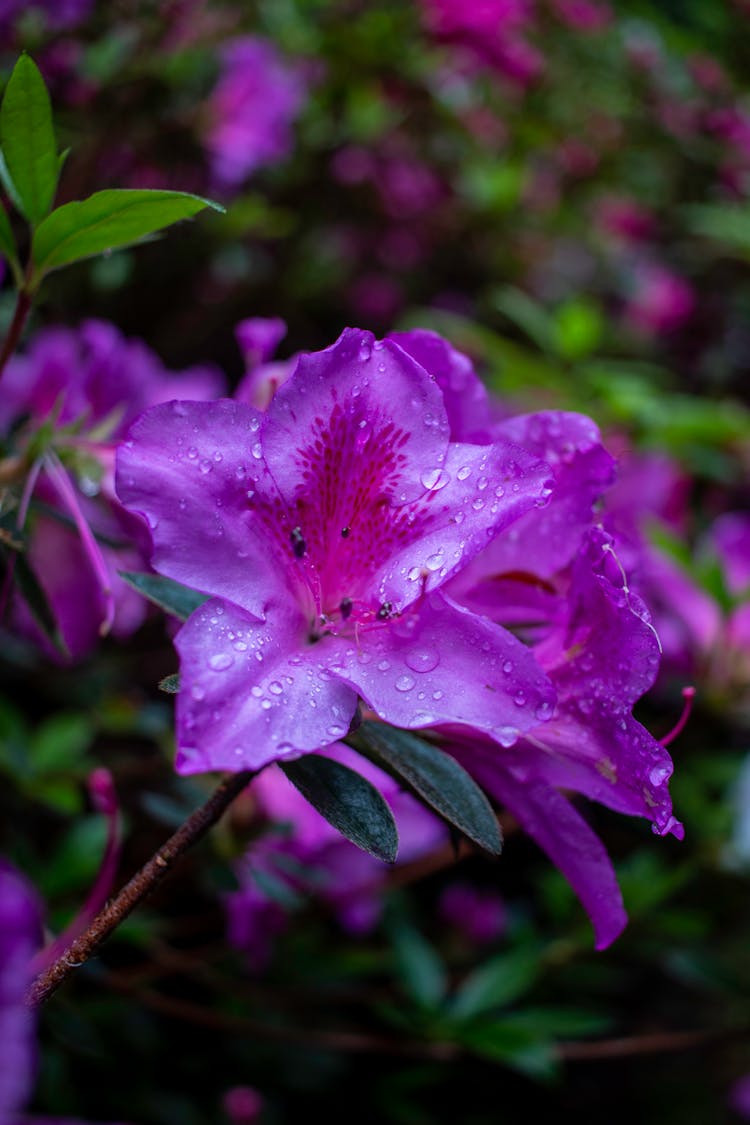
xmin=27 ymin=768 xmax=254 ymax=1007
xmin=0 ymin=289 xmax=31 ymax=380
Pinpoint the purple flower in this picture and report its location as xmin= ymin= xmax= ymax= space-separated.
xmin=203 ymin=37 xmax=309 ymax=188
xmin=420 ymin=0 xmax=544 ymax=87
xmin=2 ymin=320 xmax=225 ymax=661
xmin=446 ymin=527 xmax=682 ymax=949
xmin=0 ymin=861 xmax=42 ymax=1125
xmin=233 ymin=318 xmax=295 ymax=411
xmin=116 ymin=327 xmax=557 ymax=773
xmin=227 ymin=742 xmax=446 ymax=968
xmin=437 ymin=882 xmax=507 ymax=944
xmin=623 ymin=263 xmax=696 ymax=335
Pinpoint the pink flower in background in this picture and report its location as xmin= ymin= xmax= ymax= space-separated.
xmin=420 ymin=0 xmax=544 ymax=87
xmin=549 ymin=0 xmax=612 ymax=32
xmin=203 ymin=37 xmax=309 ymax=187
xmin=624 ymin=263 xmax=695 ymax=335
xmin=595 ymin=196 xmax=656 ymax=244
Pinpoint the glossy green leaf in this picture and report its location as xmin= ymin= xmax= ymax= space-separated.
xmin=31 ymin=188 xmax=225 ymax=280
xmin=387 ymin=913 xmax=447 ymax=1010
xmin=356 ymin=722 xmax=502 ymax=855
xmin=280 ymin=753 xmax=399 ymax=863
xmin=118 ymin=570 xmax=208 ymax=622
xmin=0 ymin=54 xmax=59 ymax=225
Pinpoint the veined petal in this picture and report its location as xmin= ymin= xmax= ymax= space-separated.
xmin=388 ymin=328 xmax=496 ymax=442
xmin=372 ymin=438 xmax=555 ymax=613
xmin=175 ymin=597 xmax=358 ymax=773
xmin=0 ymin=861 xmax=42 ymax=1122
xmin=329 ymin=592 xmax=555 ymax=745
xmin=116 ymin=399 xmax=292 ymax=619
xmin=449 ymin=749 xmax=627 ymax=950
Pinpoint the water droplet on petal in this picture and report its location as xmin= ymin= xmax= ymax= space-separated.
xmin=395 ymin=674 xmax=415 ymax=692
xmin=456 ymin=465 xmax=472 ymax=481
xmin=191 ymin=685 xmax=205 ymax=701
xmin=420 ymin=467 xmax=450 ymax=492
xmin=209 ymin=653 xmax=233 ymax=672
xmin=405 ymin=647 xmax=440 ymax=673
xmin=497 ymin=725 xmax=519 ymax=747
xmin=502 ymin=660 xmax=513 ymax=674
xmin=268 ymin=680 xmax=283 ymax=695
xmin=649 ymin=763 xmax=672 ymax=787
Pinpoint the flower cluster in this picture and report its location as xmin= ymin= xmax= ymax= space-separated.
xmin=0 ymin=320 xmax=224 ymax=660
xmin=117 ymin=325 xmax=681 ymax=947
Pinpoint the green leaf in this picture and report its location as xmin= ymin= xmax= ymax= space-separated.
xmin=31 ymin=188 xmax=225 ymax=281
xmin=0 ymin=54 xmax=59 ymax=225
xmin=280 ymin=753 xmax=399 ymax=863
xmin=450 ymin=948 xmax=541 ymax=1021
xmin=355 ymin=722 xmax=502 ymax=855
xmin=118 ymin=570 xmax=208 ymax=622
xmin=30 ymin=712 xmax=94 ymax=773
xmin=387 ymin=913 xmax=447 ymax=1010
xmin=158 ymin=673 xmax=181 ymax=694
xmin=457 ymin=1017 xmax=559 ymax=1080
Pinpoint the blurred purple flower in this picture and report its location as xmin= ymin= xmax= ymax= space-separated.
xmin=729 ymin=1074 xmax=750 ymax=1119
xmin=117 ymin=326 xmax=556 ymax=773
xmin=550 ymin=0 xmax=612 ymax=32
xmin=203 ymin=37 xmax=309 ymax=188
xmin=233 ymin=317 xmax=295 ymax=410
xmin=624 ymin=263 xmax=695 ymax=335
xmin=421 ymin=0 xmax=544 ymax=87
xmin=438 ymin=882 xmax=507 ymax=944
xmin=0 ymin=860 xmax=42 ymax=1125
xmin=2 ymin=320 xmax=224 ymax=660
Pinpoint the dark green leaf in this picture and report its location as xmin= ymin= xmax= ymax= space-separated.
xmin=280 ymin=753 xmax=398 ymax=863
xmin=457 ymin=1017 xmax=559 ymax=1080
xmin=0 ymin=54 xmax=59 ymax=225
xmin=158 ymin=673 xmax=181 ymax=694
xmin=30 ymin=713 xmax=94 ymax=773
xmin=356 ymin=722 xmax=502 ymax=855
xmin=118 ymin=570 xmax=208 ymax=622
xmin=31 ymin=188 xmax=225 ymax=280
xmin=14 ymin=552 xmax=68 ymax=658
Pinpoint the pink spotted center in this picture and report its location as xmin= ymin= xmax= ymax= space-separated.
xmin=257 ymin=398 xmax=442 ymax=638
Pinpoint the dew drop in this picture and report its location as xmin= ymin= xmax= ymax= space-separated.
xmin=208 ymin=653 xmax=233 ymax=672
xmin=405 ymin=647 xmax=440 ymax=673
xmin=191 ymin=685 xmax=205 ymax=701
xmin=420 ymin=467 xmax=450 ymax=492
xmin=395 ymin=674 xmax=415 ymax=692
xmin=456 ymin=465 xmax=472 ymax=481
xmin=268 ymin=680 xmax=283 ymax=695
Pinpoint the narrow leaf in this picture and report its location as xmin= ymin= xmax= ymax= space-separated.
xmin=450 ymin=949 xmax=541 ymax=1021
xmin=13 ymin=551 xmax=68 ymax=658
xmin=158 ymin=673 xmax=180 ymax=694
xmin=32 ymin=188 xmax=225 ymax=279
xmin=0 ymin=54 xmax=59 ymax=225
xmin=118 ymin=570 xmax=208 ymax=622
xmin=280 ymin=753 xmax=399 ymax=863
xmin=356 ymin=722 xmax=502 ymax=856
xmin=387 ymin=913 xmax=447 ymax=1010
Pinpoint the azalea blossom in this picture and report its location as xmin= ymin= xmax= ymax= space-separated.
xmin=117 ymin=327 xmax=557 ymax=773
xmin=0 ymin=320 xmax=224 ymax=660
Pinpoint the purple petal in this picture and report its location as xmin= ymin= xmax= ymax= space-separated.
xmin=0 ymin=861 xmax=42 ymax=1122
xmin=175 ymin=597 xmax=358 ymax=772
xmin=330 ymin=592 xmax=555 ymax=746
xmin=449 ymin=749 xmax=627 ymax=949
xmin=466 ymin=411 xmax=615 ymax=580
xmin=262 ymin=328 xmax=451 ymax=507
xmin=712 ymin=512 xmax=750 ymax=596
xmin=116 ymin=399 xmax=291 ymax=619
xmin=388 ymin=328 xmax=496 ymax=442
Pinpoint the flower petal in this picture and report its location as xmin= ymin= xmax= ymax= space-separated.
xmin=116 ymin=399 xmax=290 ymax=619
xmin=449 ymin=751 xmax=627 ymax=950
xmin=329 ymin=592 xmax=555 ymax=746
xmin=175 ymin=597 xmax=358 ymax=773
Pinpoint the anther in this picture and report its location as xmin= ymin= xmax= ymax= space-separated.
xmin=341 ymin=526 xmax=351 ymax=539
xmin=290 ymin=526 xmax=306 ymax=558
xmin=376 ymin=601 xmax=394 ymax=620
xmin=340 ymin=597 xmax=353 ymax=621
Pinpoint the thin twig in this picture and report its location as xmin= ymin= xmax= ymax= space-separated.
xmin=27 ymin=768 xmax=255 ymax=1007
